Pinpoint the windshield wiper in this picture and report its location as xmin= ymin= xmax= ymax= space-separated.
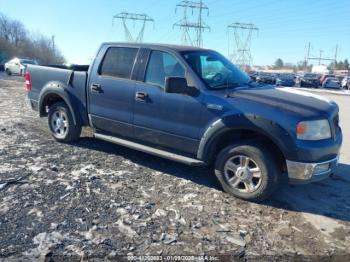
xmin=211 ymin=83 xmax=241 ymax=89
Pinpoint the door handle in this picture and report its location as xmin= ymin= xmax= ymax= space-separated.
xmin=135 ymin=91 xmax=148 ymax=102
xmin=91 ymin=83 xmax=103 ymax=93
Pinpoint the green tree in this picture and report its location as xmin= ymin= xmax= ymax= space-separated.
xmin=344 ymin=59 xmax=349 ymax=70
xmin=274 ymin=58 xmax=284 ymax=69
xmin=337 ymin=60 xmax=344 ymax=70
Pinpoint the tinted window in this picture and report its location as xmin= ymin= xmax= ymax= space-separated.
xmin=145 ymin=51 xmax=185 ymax=88
xmin=100 ymin=47 xmax=138 ymax=79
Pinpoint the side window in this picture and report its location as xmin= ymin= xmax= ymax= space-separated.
xmin=145 ymin=51 xmax=185 ymax=88
xmin=99 ymin=47 xmax=138 ymax=79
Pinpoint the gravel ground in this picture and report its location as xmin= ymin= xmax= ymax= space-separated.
xmin=0 ymin=79 xmax=350 ymax=261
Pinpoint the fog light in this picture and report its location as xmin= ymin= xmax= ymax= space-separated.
xmin=313 ymin=163 xmax=330 ymax=175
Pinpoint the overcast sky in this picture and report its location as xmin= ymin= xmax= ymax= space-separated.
xmin=1 ymin=0 xmax=349 ymax=65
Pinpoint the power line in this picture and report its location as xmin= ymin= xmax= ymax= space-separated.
xmin=173 ymin=0 xmax=210 ymax=47
xmin=112 ymin=12 xmax=154 ymax=43
xmin=227 ymin=22 xmax=259 ymax=69
xmin=305 ymin=42 xmax=339 ymax=66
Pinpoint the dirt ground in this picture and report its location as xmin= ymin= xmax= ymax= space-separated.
xmin=0 ymin=78 xmax=350 ymax=261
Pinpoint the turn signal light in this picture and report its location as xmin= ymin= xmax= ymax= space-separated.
xmin=296 ymin=122 xmax=307 ymax=135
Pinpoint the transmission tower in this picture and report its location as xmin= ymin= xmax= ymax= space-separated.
xmin=173 ymin=1 xmax=210 ymax=47
xmin=112 ymin=12 xmax=154 ymax=43
xmin=227 ymin=22 xmax=258 ymax=69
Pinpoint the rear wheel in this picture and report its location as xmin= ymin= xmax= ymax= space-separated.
xmin=5 ymin=68 xmax=11 ymax=75
xmin=214 ymin=142 xmax=281 ymax=202
xmin=48 ymin=102 xmax=81 ymax=142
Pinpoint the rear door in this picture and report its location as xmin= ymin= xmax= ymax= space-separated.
xmin=88 ymin=46 xmax=139 ymax=137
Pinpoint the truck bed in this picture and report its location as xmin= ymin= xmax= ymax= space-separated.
xmin=27 ymin=64 xmax=90 ymax=126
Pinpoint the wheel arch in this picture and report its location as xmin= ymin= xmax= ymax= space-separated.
xmin=38 ymin=84 xmax=78 ymax=125
xmin=197 ymin=118 xmax=293 ymax=173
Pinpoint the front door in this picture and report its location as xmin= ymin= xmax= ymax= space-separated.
xmin=133 ymin=50 xmax=204 ymax=155
xmin=88 ymin=46 xmax=139 ymax=137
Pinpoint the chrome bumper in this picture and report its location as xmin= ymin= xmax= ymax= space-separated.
xmin=286 ymin=156 xmax=339 ymax=183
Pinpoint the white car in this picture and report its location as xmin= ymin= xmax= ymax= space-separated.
xmin=341 ymin=76 xmax=350 ymax=90
xmin=322 ymin=77 xmax=341 ymax=89
xmin=4 ymin=58 xmax=38 ymax=76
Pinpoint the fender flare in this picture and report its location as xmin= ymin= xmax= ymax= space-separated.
xmin=38 ymin=82 xmax=79 ymax=125
xmin=197 ymin=115 xmax=296 ymax=162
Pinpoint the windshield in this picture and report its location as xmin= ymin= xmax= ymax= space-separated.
xmin=20 ymin=59 xmax=37 ymax=65
xmin=259 ymin=72 xmax=273 ymax=77
xmin=181 ymin=50 xmax=250 ymax=89
xmin=304 ymin=73 xmax=317 ymax=78
xmin=279 ymin=74 xmax=294 ymax=79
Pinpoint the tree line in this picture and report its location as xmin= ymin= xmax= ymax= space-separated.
xmin=0 ymin=13 xmax=65 ymax=64
xmin=328 ymin=60 xmax=350 ymax=71
xmin=274 ymin=58 xmax=349 ymax=72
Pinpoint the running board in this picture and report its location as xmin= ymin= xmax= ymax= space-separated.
xmin=94 ymin=133 xmax=206 ymax=166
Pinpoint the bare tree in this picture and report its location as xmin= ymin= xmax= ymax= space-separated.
xmin=9 ymin=20 xmax=26 ymax=46
xmin=0 ymin=12 xmax=65 ymax=64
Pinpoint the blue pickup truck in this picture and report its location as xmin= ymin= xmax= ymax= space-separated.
xmin=26 ymin=43 xmax=342 ymax=201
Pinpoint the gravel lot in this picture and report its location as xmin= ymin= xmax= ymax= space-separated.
xmin=1 ymin=74 xmax=350 ymax=261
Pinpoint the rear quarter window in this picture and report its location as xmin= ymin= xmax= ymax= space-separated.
xmin=99 ymin=47 xmax=138 ymax=79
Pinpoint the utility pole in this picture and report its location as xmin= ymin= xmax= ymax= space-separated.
xmin=334 ymin=44 xmax=338 ymax=70
xmin=227 ymin=22 xmax=258 ymax=70
xmin=306 ymin=43 xmax=337 ymax=69
xmin=305 ymin=42 xmax=311 ymax=71
xmin=112 ymin=12 xmax=154 ymax=43
xmin=51 ymin=35 xmax=55 ymax=50
xmin=173 ymin=0 xmax=210 ymax=47
xmin=318 ymin=50 xmax=323 ymax=65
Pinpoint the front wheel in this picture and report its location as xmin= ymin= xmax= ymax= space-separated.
xmin=48 ymin=102 xmax=81 ymax=142
xmin=215 ymin=142 xmax=281 ymax=202
xmin=5 ymin=68 xmax=11 ymax=75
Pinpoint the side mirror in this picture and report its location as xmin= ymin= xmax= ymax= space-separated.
xmin=165 ymin=77 xmax=189 ymax=94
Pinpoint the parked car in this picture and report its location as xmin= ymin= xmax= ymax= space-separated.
xmin=25 ymin=43 xmax=342 ymax=202
xmin=298 ymin=73 xmax=320 ymax=88
xmin=341 ymin=76 xmax=350 ymax=90
xmin=319 ymin=74 xmax=335 ymax=86
xmin=335 ymin=75 xmax=344 ymax=84
xmin=4 ymin=58 xmax=38 ymax=76
xmin=322 ymin=77 xmax=342 ymax=89
xmin=275 ymin=73 xmax=296 ymax=87
xmin=255 ymin=72 xmax=276 ymax=84
xmin=247 ymin=71 xmax=258 ymax=81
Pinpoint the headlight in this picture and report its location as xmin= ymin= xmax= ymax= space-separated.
xmin=296 ymin=119 xmax=331 ymax=140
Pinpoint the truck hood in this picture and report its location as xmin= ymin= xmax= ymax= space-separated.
xmin=226 ymin=85 xmax=337 ymax=118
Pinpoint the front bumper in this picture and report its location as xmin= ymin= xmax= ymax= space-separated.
xmin=286 ymin=156 xmax=339 ymax=183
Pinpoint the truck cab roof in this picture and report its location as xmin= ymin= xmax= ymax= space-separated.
xmin=100 ymin=42 xmax=210 ymax=52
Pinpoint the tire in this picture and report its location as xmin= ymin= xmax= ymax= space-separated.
xmin=347 ymin=83 xmax=350 ymax=90
xmin=214 ymin=142 xmax=281 ymax=202
xmin=299 ymin=81 xmax=303 ymax=87
xmin=5 ymin=68 xmax=11 ymax=76
xmin=48 ymin=101 xmax=81 ymax=142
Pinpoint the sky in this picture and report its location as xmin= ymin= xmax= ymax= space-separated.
xmin=0 ymin=0 xmax=349 ymax=65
